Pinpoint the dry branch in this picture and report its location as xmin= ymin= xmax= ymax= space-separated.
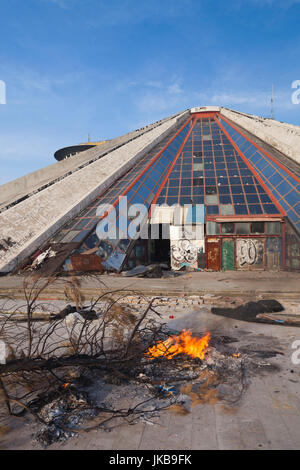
xmin=0 ymin=274 xmax=171 ymax=442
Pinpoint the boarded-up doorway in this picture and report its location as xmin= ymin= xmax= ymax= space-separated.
xmin=266 ymin=238 xmax=281 ymax=270
xmin=222 ymin=239 xmax=235 ymax=270
xmin=206 ymin=238 xmax=220 ymax=271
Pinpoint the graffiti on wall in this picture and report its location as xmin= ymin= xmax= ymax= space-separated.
xmin=172 ymin=239 xmax=198 ymax=263
xmin=236 ymin=239 xmax=264 ymax=268
xmin=0 ymin=238 xmax=15 ymax=252
xmin=170 ymin=225 xmax=204 ymax=271
xmin=0 ymin=233 xmax=34 ymax=264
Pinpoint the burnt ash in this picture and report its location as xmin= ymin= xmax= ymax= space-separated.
xmin=28 ymin=332 xmax=282 ymax=447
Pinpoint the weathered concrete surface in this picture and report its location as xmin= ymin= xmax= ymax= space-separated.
xmin=1 ymin=307 xmax=300 ymax=450
xmin=0 ymin=112 xmax=188 ymax=274
xmin=0 ymin=271 xmax=299 ymax=300
xmin=221 ymin=108 xmax=300 ymax=165
xmin=0 ymin=111 xmax=185 ymax=212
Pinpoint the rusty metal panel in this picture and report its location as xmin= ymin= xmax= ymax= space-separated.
xmin=70 ymin=254 xmax=104 ymax=272
xmin=222 ymin=239 xmax=235 ymax=271
xmin=266 ymin=238 xmax=282 ymax=270
xmin=236 ymin=238 xmax=264 ymax=270
xmin=206 ymin=238 xmax=220 ymax=271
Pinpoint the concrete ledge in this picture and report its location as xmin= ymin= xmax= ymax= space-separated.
xmin=220 ymin=108 xmax=300 ymax=165
xmin=0 ymin=111 xmax=189 ymax=273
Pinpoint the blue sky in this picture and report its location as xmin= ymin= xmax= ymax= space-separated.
xmin=0 ymin=0 xmax=300 ymax=184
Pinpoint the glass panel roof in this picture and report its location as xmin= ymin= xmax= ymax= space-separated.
xmin=52 ymin=117 xmax=191 ymax=270
xmin=220 ymin=117 xmax=300 ymax=233
xmin=51 ymin=113 xmax=292 ymax=272
xmin=156 ymin=118 xmax=281 ymax=218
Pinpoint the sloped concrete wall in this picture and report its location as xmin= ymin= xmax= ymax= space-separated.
xmin=0 ymin=112 xmax=183 ymax=212
xmin=0 ymin=111 xmax=188 ymax=273
xmin=221 ymin=108 xmax=300 ymax=165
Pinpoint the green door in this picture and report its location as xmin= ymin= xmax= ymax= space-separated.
xmin=222 ymin=239 xmax=235 ymax=270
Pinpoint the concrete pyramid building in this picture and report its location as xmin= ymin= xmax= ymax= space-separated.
xmin=0 ymin=106 xmax=299 ymax=275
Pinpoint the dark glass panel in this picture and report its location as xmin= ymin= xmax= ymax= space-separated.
xmin=221 ymin=222 xmax=234 ymax=234
xmin=251 ymin=222 xmax=265 ymax=234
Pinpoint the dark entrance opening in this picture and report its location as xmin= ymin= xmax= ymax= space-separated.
xmin=149 ymin=224 xmax=170 ymax=264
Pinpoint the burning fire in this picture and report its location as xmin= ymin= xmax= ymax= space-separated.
xmin=62 ymin=382 xmax=70 ymax=389
xmin=233 ymin=353 xmax=241 ymax=358
xmin=146 ymin=330 xmax=211 ymax=360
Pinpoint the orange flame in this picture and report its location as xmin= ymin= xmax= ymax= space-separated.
xmin=233 ymin=353 xmax=241 ymax=358
xmin=62 ymin=382 xmax=70 ymax=389
xmin=146 ymin=330 xmax=211 ymax=360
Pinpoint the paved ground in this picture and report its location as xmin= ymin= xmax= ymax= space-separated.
xmin=1 ymin=304 xmax=300 ymax=450
xmin=0 ymin=271 xmax=300 ymax=300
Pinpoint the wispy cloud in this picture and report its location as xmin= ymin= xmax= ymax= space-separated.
xmin=85 ymin=0 xmax=201 ymax=27
xmin=0 ymin=63 xmax=83 ymax=105
xmin=233 ymin=0 xmax=300 ymax=9
xmin=40 ymin=0 xmax=77 ymax=8
xmin=146 ymin=80 xmax=163 ymax=89
xmin=132 ymin=75 xmax=297 ymax=118
xmin=168 ymin=78 xmax=183 ymax=96
xmin=210 ymin=90 xmax=296 ymax=111
xmin=114 ymin=74 xmax=186 ymax=114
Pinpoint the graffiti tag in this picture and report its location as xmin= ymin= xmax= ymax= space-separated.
xmin=237 ymin=239 xmax=263 ymax=267
xmin=171 ymin=239 xmax=198 ymax=264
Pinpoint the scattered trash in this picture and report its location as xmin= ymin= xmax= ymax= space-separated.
xmin=0 ymin=237 xmax=16 ymax=252
xmin=50 ymin=305 xmax=98 ymax=322
xmin=50 ymin=304 xmax=77 ymax=320
xmin=256 ymin=313 xmax=300 ymax=326
xmin=157 ymin=384 xmax=176 ymax=396
xmin=122 ymin=264 xmax=162 ymax=278
xmin=31 ymin=248 xmax=56 ymax=270
xmin=65 ymin=312 xmax=85 ymax=327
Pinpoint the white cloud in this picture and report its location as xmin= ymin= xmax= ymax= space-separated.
xmin=168 ymin=82 xmax=183 ymax=95
xmin=146 ymin=80 xmax=163 ymax=89
xmin=133 ymin=79 xmax=298 ymax=120
xmin=86 ymin=0 xmax=201 ymax=27
xmin=40 ymin=0 xmax=76 ymax=8
xmin=0 ymin=63 xmax=83 ymax=105
xmin=209 ymin=89 xmax=296 ymax=112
